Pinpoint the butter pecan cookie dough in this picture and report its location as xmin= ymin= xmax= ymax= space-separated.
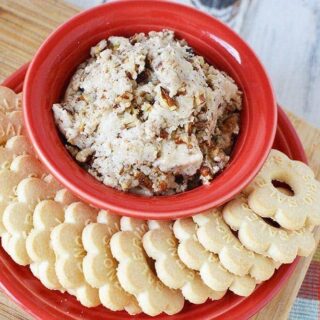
xmin=53 ymin=30 xmax=242 ymax=195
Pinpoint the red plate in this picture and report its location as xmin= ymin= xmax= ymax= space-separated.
xmin=0 ymin=66 xmax=306 ymax=319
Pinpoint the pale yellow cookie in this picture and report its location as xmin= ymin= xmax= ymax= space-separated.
xmin=143 ymin=220 xmax=226 ymax=304
xmin=0 ymin=110 xmax=24 ymax=145
xmin=244 ymin=149 xmax=320 ymax=230
xmin=51 ymin=202 xmax=100 ymax=307
xmin=1 ymin=175 xmax=61 ymax=265
xmin=173 ymin=218 xmax=256 ymax=296
xmin=0 ymin=154 xmax=47 ymax=237
xmin=0 ymin=136 xmax=33 ymax=168
xmin=193 ymin=210 xmax=278 ymax=281
xmin=82 ymin=211 xmax=141 ymax=314
xmin=0 ymin=87 xmax=28 ymax=163
xmin=15 ymin=92 xmax=23 ymax=110
xmin=26 ymin=189 xmax=78 ymax=290
xmin=0 ymin=87 xmax=24 ymax=145
xmin=223 ymin=196 xmax=316 ymax=263
xmin=110 ymin=217 xmax=184 ymax=316
xmin=0 ymin=137 xmax=34 ymax=235
xmin=0 ymin=86 xmax=21 ymax=112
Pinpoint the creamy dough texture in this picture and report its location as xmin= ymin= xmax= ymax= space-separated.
xmin=53 ymin=30 xmax=241 ymax=195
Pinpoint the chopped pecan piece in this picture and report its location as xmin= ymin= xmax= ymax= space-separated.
xmin=76 ymin=148 xmax=93 ymax=163
xmin=194 ymin=121 xmax=207 ymax=129
xmin=200 ymin=166 xmax=211 ymax=177
xmin=177 ymin=86 xmax=187 ymax=96
xmin=136 ymin=172 xmax=153 ymax=190
xmin=160 ymin=87 xmax=177 ymax=110
xmin=120 ymin=92 xmax=133 ymax=100
xmin=185 ymin=123 xmax=193 ymax=136
xmin=125 ymin=71 xmax=133 ymax=80
xmin=136 ymin=70 xmax=150 ymax=84
xmin=158 ymin=180 xmax=168 ymax=192
xmin=174 ymin=137 xmax=185 ymax=145
xmin=221 ymin=114 xmax=239 ymax=134
xmin=160 ymin=129 xmax=169 ymax=139
xmin=195 ymin=93 xmax=206 ymax=107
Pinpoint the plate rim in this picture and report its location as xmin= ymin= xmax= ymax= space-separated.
xmin=0 ymin=64 xmax=306 ymax=320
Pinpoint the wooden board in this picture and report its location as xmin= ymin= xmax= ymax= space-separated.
xmin=0 ymin=1 xmax=319 ymax=319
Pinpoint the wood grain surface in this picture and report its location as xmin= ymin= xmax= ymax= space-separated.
xmin=0 ymin=1 xmax=319 ymax=319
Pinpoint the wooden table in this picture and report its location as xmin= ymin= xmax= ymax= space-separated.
xmin=0 ymin=1 xmax=319 ymax=319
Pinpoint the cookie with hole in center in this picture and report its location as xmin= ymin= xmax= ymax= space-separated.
xmin=244 ymin=149 xmax=320 ymax=230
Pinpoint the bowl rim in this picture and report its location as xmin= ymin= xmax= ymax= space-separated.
xmin=23 ymin=0 xmax=277 ymax=218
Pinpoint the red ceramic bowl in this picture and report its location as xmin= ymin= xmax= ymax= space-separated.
xmin=2 ymin=65 xmax=304 ymax=319
xmin=23 ymin=0 xmax=277 ymax=219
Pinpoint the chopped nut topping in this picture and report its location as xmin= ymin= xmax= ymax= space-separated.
xmin=53 ymin=30 xmax=241 ymax=196
xmin=221 ymin=114 xmax=240 ymax=134
xmin=160 ymin=87 xmax=177 ymax=110
xmin=136 ymin=172 xmax=153 ymax=190
xmin=76 ymin=148 xmax=93 ymax=163
xmin=195 ymin=93 xmax=206 ymax=107
xmin=136 ymin=70 xmax=150 ymax=84
xmin=160 ymin=129 xmax=169 ymax=139
xmin=200 ymin=166 xmax=211 ymax=177
xmin=125 ymin=71 xmax=133 ymax=80
xmin=158 ymin=180 xmax=168 ymax=192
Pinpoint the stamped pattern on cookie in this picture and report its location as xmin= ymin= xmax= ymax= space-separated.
xmin=0 ymin=110 xmax=24 ymax=145
xmin=26 ymin=189 xmax=78 ymax=290
xmin=51 ymin=202 xmax=100 ymax=307
xmin=143 ymin=220 xmax=226 ymax=303
xmin=82 ymin=211 xmax=141 ymax=314
xmin=2 ymin=175 xmax=61 ymax=265
xmin=223 ymin=196 xmax=316 ymax=264
xmin=193 ymin=210 xmax=278 ymax=281
xmin=0 ymin=87 xmax=24 ymax=145
xmin=244 ymin=149 xmax=320 ymax=230
xmin=110 ymin=217 xmax=184 ymax=316
xmin=0 ymin=87 xmax=22 ymax=112
xmin=173 ymin=218 xmax=256 ymax=296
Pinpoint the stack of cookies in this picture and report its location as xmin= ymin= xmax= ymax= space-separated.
xmin=0 ymin=86 xmax=319 ymax=316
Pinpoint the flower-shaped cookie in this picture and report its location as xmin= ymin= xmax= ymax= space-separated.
xmin=0 ymin=136 xmax=33 ymax=169
xmin=0 ymin=154 xmax=47 ymax=237
xmin=82 ymin=211 xmax=141 ymax=315
xmin=143 ymin=220 xmax=225 ymax=303
xmin=110 ymin=217 xmax=184 ymax=316
xmin=26 ymin=189 xmax=78 ymax=290
xmin=2 ymin=175 xmax=61 ymax=265
xmin=244 ymin=149 xmax=320 ymax=230
xmin=51 ymin=202 xmax=100 ymax=307
xmin=0 ymin=87 xmax=23 ymax=144
xmin=0 ymin=87 xmax=21 ymax=112
xmin=173 ymin=218 xmax=256 ymax=296
xmin=223 ymin=196 xmax=315 ymax=263
xmin=0 ymin=110 xmax=24 ymax=145
xmin=193 ymin=210 xmax=278 ymax=281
